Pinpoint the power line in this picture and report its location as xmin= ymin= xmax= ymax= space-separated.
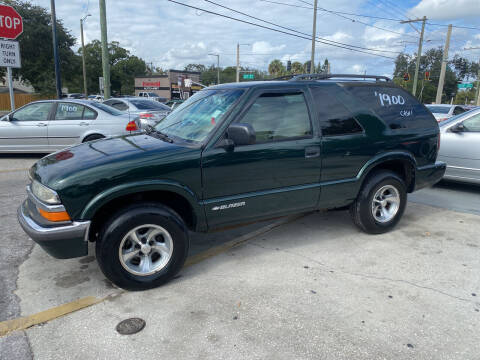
xmin=167 ymin=0 xmax=397 ymax=59
xmin=205 ymin=0 xmax=402 ymax=54
xmin=260 ymin=0 xmax=480 ymax=31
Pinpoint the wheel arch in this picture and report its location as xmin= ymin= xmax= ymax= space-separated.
xmin=81 ymin=132 xmax=107 ymax=142
xmin=82 ymin=182 xmax=206 ymax=241
xmin=356 ymin=152 xmax=417 ymax=193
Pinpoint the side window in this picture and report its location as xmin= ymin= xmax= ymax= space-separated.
xmin=453 ymin=106 xmax=465 ymax=115
xmin=310 ymin=86 xmax=363 ymax=136
xmin=239 ymin=92 xmax=312 ymax=143
xmin=343 ymin=85 xmax=435 ymax=129
xmin=12 ymin=102 xmax=52 ymax=121
xmin=55 ymin=103 xmax=84 ymax=120
xmin=83 ymin=107 xmax=97 ymax=120
xmin=462 ymin=113 xmax=480 ymax=132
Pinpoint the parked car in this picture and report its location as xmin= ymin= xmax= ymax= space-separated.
xmin=17 ymin=74 xmax=445 ymax=290
xmin=62 ymin=93 xmax=85 ymax=99
xmin=0 ymin=100 xmax=140 ymax=153
xmin=138 ymin=91 xmax=167 ymax=103
xmin=438 ymin=108 xmax=480 ymax=184
xmin=88 ymin=94 xmax=104 ymax=102
xmin=103 ymin=97 xmax=171 ymax=128
xmin=165 ymin=99 xmax=184 ymax=110
xmin=425 ymin=104 xmax=467 ymax=122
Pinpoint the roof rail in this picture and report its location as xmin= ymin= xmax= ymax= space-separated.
xmin=288 ymin=73 xmax=391 ymax=82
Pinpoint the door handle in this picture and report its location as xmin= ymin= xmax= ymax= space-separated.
xmin=305 ymin=146 xmax=320 ymax=158
xmin=37 ymin=122 xmax=47 ymax=127
xmin=79 ymin=122 xmax=89 ymax=126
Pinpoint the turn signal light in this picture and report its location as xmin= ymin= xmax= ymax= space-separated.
xmin=126 ymin=121 xmax=138 ymax=131
xmin=38 ymin=208 xmax=71 ymax=222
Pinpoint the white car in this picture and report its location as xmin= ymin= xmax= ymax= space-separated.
xmin=88 ymin=94 xmax=104 ymax=102
xmin=425 ymin=104 xmax=468 ymax=122
xmin=438 ymin=108 xmax=480 ymax=184
xmin=138 ymin=92 xmax=167 ymax=103
xmin=0 ymin=100 xmax=140 ymax=153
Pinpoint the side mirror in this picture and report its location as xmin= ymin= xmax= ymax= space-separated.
xmin=227 ymin=123 xmax=256 ymax=146
xmin=450 ymin=123 xmax=465 ymax=133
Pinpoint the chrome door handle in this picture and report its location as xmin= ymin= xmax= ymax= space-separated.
xmin=37 ymin=123 xmax=47 ymax=127
xmin=305 ymin=146 xmax=320 ymax=158
xmin=79 ymin=122 xmax=89 ymax=126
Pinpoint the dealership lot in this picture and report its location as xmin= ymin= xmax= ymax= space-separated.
xmin=1 ymin=155 xmax=480 ymax=359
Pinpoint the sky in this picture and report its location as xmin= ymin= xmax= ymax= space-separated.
xmin=33 ymin=0 xmax=480 ymax=77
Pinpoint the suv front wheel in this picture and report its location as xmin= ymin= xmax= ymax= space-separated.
xmin=96 ymin=203 xmax=189 ymax=290
xmin=350 ymin=170 xmax=407 ymax=234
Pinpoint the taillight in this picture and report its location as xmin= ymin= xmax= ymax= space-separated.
xmin=140 ymin=113 xmax=154 ymax=119
xmin=126 ymin=121 xmax=138 ymax=131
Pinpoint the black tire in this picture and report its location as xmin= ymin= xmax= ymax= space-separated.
xmin=350 ymin=170 xmax=407 ymax=234
xmin=83 ymin=134 xmax=105 ymax=143
xmin=96 ymin=203 xmax=189 ymax=291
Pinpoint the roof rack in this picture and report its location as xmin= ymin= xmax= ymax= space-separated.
xmin=288 ymin=73 xmax=391 ymax=82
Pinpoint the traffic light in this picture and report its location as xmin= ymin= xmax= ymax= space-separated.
xmin=424 ymin=71 xmax=430 ymax=81
xmin=287 ymin=60 xmax=291 ymax=72
xmin=403 ymin=72 xmax=410 ymax=82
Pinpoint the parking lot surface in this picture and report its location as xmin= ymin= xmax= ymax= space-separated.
xmin=1 ymin=155 xmax=480 ymax=359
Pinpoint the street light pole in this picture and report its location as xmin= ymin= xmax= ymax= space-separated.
xmin=99 ymin=0 xmax=110 ymax=99
xmin=50 ymin=0 xmax=62 ymax=99
xmin=208 ymin=53 xmax=220 ymax=84
xmin=310 ymin=0 xmax=318 ymax=74
xmin=464 ymin=47 xmax=480 ymax=106
xmin=236 ymin=43 xmax=250 ymax=82
xmin=80 ymin=14 xmax=91 ymax=97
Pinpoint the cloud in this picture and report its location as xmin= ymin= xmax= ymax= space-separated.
xmin=409 ymin=0 xmax=480 ymax=20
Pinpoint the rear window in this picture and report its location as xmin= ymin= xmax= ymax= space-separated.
xmin=130 ymin=100 xmax=171 ymax=111
xmin=426 ymin=105 xmax=450 ymax=114
xmin=344 ymin=85 xmax=435 ymax=129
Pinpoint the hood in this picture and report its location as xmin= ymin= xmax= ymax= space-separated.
xmin=31 ymin=134 xmax=196 ymax=190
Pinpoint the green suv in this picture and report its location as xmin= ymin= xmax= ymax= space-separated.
xmin=18 ymin=74 xmax=446 ymax=290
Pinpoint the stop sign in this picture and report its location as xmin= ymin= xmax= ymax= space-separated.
xmin=0 ymin=5 xmax=23 ymax=39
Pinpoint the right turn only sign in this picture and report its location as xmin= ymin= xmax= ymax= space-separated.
xmin=0 ymin=39 xmax=21 ymax=68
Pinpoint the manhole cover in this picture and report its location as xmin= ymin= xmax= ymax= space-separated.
xmin=116 ymin=318 xmax=146 ymax=335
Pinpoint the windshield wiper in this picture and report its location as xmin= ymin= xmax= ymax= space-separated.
xmin=145 ymin=125 xmax=173 ymax=143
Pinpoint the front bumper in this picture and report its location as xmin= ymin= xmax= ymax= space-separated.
xmin=414 ymin=161 xmax=446 ymax=191
xmin=17 ymin=200 xmax=90 ymax=259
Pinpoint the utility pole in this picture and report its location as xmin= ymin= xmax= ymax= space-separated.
xmin=435 ymin=24 xmax=452 ymax=104
xmin=99 ymin=0 xmax=110 ymax=99
xmin=236 ymin=43 xmax=249 ymax=83
xmin=236 ymin=43 xmax=240 ymax=82
xmin=401 ymin=16 xmax=426 ymax=97
xmin=310 ymin=0 xmax=318 ymax=74
xmin=209 ymin=53 xmax=220 ymax=84
xmin=80 ymin=14 xmax=91 ymax=97
xmin=50 ymin=0 xmax=62 ymax=99
xmin=464 ymin=47 xmax=480 ymax=106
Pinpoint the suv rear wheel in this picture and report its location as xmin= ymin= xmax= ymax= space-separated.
xmin=96 ymin=203 xmax=189 ymax=290
xmin=350 ymin=170 xmax=406 ymax=234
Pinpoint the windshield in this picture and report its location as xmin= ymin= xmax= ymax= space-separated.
xmin=426 ymin=105 xmax=450 ymax=114
xmin=155 ymin=89 xmax=244 ymax=143
xmin=90 ymin=102 xmax=125 ymax=116
xmin=130 ymin=100 xmax=171 ymax=111
xmin=440 ymin=109 xmax=479 ymax=127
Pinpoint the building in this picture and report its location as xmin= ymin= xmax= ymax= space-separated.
xmin=134 ymin=69 xmax=202 ymax=100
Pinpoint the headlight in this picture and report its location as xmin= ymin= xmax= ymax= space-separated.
xmin=31 ymin=181 xmax=61 ymax=205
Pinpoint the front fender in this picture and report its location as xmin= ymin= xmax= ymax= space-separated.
xmin=79 ymin=180 xmax=206 ymax=230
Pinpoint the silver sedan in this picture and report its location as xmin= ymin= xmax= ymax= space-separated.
xmin=438 ymin=108 xmax=480 ymax=184
xmin=103 ymin=97 xmax=171 ymax=128
xmin=0 ymin=100 xmax=140 ymax=153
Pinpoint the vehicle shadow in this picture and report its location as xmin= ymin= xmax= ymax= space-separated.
xmin=435 ymin=179 xmax=480 ymax=193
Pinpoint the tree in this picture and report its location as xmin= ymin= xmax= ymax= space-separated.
xmin=4 ymin=0 xmax=80 ymax=94
xmin=291 ymin=61 xmax=303 ymax=74
xmin=184 ymin=64 xmax=207 ymax=72
xmin=268 ymin=59 xmax=286 ymax=77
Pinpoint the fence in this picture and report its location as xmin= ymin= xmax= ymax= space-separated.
xmin=0 ymin=93 xmax=55 ymax=111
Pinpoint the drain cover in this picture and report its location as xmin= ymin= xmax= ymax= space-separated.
xmin=116 ymin=318 xmax=146 ymax=335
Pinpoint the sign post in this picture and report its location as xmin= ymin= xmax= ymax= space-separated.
xmin=0 ymin=4 xmax=23 ymax=111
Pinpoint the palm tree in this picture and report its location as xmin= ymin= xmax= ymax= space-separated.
xmin=291 ymin=61 xmax=304 ymax=74
xmin=268 ymin=59 xmax=286 ymax=77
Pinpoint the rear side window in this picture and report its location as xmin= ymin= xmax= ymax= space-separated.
xmin=453 ymin=106 xmax=465 ymax=115
xmin=344 ymin=85 xmax=435 ymax=129
xmin=239 ymin=92 xmax=312 ymax=143
xmin=310 ymin=86 xmax=363 ymax=136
